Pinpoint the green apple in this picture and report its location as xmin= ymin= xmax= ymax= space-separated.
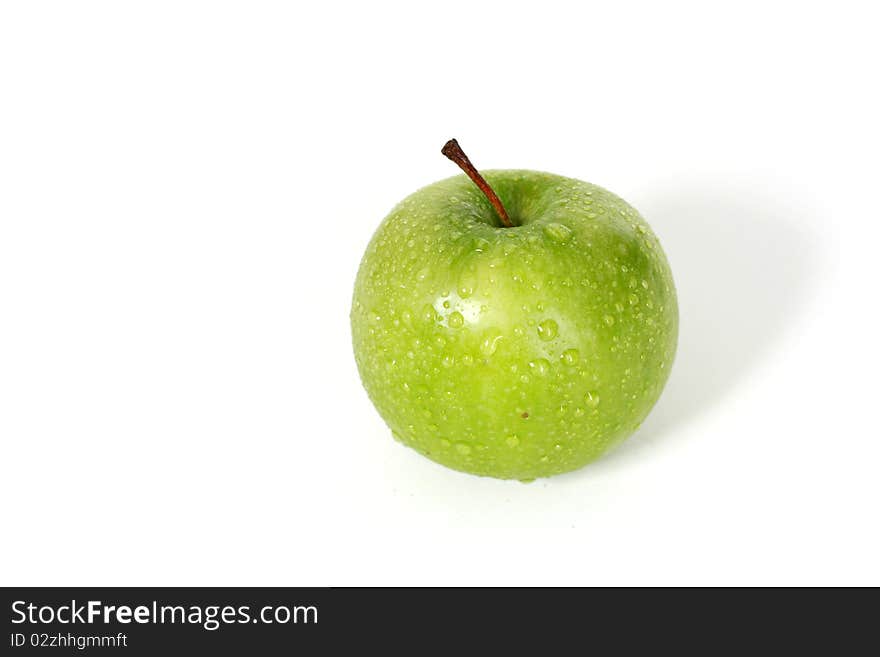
xmin=351 ymin=140 xmax=677 ymax=480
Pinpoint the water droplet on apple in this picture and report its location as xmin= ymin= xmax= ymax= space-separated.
xmin=448 ymin=311 xmax=464 ymax=329
xmin=529 ymin=358 xmax=550 ymax=376
xmin=506 ymin=435 xmax=520 ymax=448
xmin=603 ymin=314 xmax=615 ymax=326
xmin=543 ymin=222 xmax=572 ymax=243
xmin=473 ymin=237 xmax=491 ymax=252
xmin=441 ymin=354 xmax=455 ymax=368
xmin=537 ymin=319 xmax=558 ymax=341
xmin=561 ymin=348 xmax=580 ymax=365
xmin=584 ymin=391 xmax=601 ymax=408
xmin=480 ymin=330 xmax=503 ymax=357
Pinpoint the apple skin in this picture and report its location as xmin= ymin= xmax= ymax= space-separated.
xmin=351 ymin=170 xmax=677 ymax=480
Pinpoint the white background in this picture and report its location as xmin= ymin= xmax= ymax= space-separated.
xmin=1 ymin=1 xmax=878 ymax=586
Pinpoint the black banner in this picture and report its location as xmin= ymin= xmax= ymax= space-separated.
xmin=1 ymin=587 xmax=873 ymax=653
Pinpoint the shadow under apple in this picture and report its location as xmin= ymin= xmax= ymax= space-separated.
xmin=587 ymin=180 xmax=826 ymax=471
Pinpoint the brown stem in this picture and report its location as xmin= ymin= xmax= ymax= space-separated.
xmin=441 ymin=138 xmax=513 ymax=228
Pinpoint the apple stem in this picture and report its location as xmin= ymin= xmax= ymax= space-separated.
xmin=441 ymin=138 xmax=514 ymax=228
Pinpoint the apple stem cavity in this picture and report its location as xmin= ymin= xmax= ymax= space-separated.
xmin=441 ymin=138 xmax=514 ymax=228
